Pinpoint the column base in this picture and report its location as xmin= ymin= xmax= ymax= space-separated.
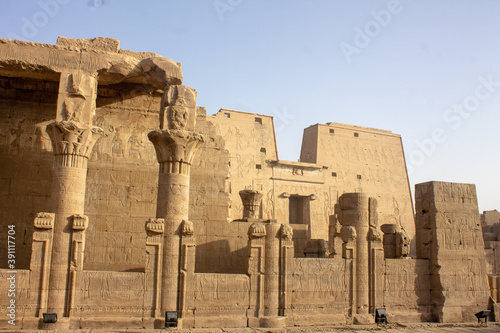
xmin=259 ymin=316 xmax=287 ymax=328
xmin=353 ymin=313 xmax=374 ymax=325
xmin=40 ymin=316 xmax=71 ymax=330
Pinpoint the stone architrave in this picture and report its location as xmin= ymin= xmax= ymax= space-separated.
xmin=415 ymin=181 xmax=490 ymax=323
xmin=44 ymin=71 xmax=103 ymax=323
xmin=148 ymin=85 xmax=204 ymax=326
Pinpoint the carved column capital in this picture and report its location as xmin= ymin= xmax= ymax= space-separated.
xmin=46 ymin=121 xmax=104 ymax=168
xmin=148 ymin=129 xmax=205 ymax=174
xmin=239 ymin=190 xmax=263 ymax=220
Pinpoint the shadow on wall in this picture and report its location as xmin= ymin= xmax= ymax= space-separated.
xmin=195 ymin=239 xmax=248 ymax=274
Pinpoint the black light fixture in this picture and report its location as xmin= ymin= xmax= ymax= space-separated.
xmin=475 ymin=310 xmax=490 ymax=324
xmin=375 ymin=308 xmax=387 ymax=325
xmin=42 ymin=313 xmax=57 ymax=323
xmin=165 ymin=311 xmax=178 ymax=328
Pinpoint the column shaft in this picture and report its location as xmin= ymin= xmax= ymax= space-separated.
xmin=159 ymin=169 xmax=190 ymax=313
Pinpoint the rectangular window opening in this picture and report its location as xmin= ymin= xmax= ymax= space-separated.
xmin=255 ymin=117 xmax=262 ymax=124
xmin=332 ymin=172 xmax=337 ymax=177
xmin=224 ymin=113 xmax=230 ymax=118
xmin=289 ymin=195 xmax=311 ymax=225
xmin=354 ymin=132 xmax=359 ymax=137
xmin=357 ymin=174 xmax=362 ymax=180
xmin=256 ymin=164 xmax=262 ymax=169
xmin=260 ymin=147 xmax=266 ymax=153
xmin=329 ymin=128 xmax=335 ymax=134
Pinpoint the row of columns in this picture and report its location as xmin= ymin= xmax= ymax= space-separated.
xmin=31 ymin=69 xmax=392 ymax=328
xmin=32 ymin=68 xmax=204 ymax=328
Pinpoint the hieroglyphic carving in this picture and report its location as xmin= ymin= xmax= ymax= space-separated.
xmin=56 ymin=72 xmax=98 ymax=124
xmin=290 ymin=259 xmax=348 ymax=306
xmin=415 ymin=181 xmax=490 ymax=322
xmin=81 ymin=271 xmax=145 ymax=312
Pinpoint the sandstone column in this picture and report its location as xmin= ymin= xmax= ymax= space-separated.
xmin=44 ymin=72 xmax=102 ymax=322
xmin=339 ymin=193 xmax=372 ymax=324
xmin=261 ymin=221 xmax=282 ymax=327
xmin=147 ymin=85 xmax=204 ymax=322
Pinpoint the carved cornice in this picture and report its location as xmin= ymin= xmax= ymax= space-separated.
xmin=146 ymin=218 xmax=165 ymax=234
xmin=248 ymin=223 xmax=266 ymax=239
xmin=46 ymin=121 xmax=103 ymax=167
xmin=72 ymin=214 xmax=88 ymax=231
xmin=181 ymin=220 xmax=194 ymax=236
xmin=34 ymin=212 xmax=55 ymax=229
xmin=148 ymin=129 xmax=205 ymax=173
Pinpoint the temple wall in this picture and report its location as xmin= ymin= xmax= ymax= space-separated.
xmin=300 ymin=123 xmax=415 ymax=254
xmin=0 ymin=38 xmax=494 ymax=329
xmin=0 ymin=269 xmax=31 ymax=327
xmin=208 ymin=109 xmax=277 ymax=221
xmin=194 ymin=220 xmax=248 ymax=274
xmin=192 ymin=273 xmax=249 ymax=327
xmin=290 ymin=258 xmax=351 ymax=325
xmin=78 ymin=271 xmax=146 ymax=318
xmin=0 ymin=76 xmax=57 ymax=270
xmin=383 ymin=259 xmax=432 ymax=322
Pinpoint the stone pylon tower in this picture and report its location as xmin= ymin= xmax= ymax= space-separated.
xmin=44 ymin=72 xmax=103 ymax=324
xmin=148 ymin=85 xmax=204 ymax=325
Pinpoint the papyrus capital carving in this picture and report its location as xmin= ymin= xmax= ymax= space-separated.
xmin=46 ymin=121 xmax=104 ymax=167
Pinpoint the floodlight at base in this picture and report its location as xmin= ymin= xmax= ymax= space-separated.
xmin=165 ymin=311 xmax=178 ymax=328
xmin=375 ymin=308 xmax=387 ymax=325
xmin=475 ymin=310 xmax=490 ymax=323
xmin=42 ymin=313 xmax=57 ymax=323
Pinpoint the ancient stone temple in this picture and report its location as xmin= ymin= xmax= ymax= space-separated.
xmin=0 ymin=37 xmax=494 ymax=330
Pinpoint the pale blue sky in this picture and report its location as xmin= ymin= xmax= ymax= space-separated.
xmin=1 ymin=0 xmax=499 ymax=212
